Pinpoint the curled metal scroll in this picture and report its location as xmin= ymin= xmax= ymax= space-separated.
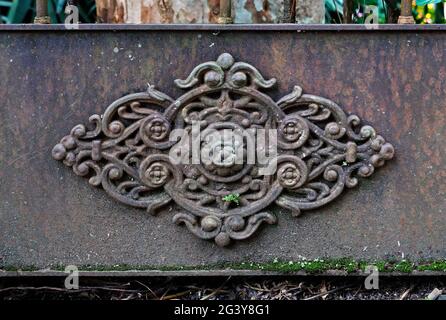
xmin=52 ymin=53 xmax=394 ymax=247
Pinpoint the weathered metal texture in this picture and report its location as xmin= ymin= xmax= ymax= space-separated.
xmin=51 ymin=52 xmax=394 ymax=247
xmin=0 ymin=25 xmax=445 ymax=268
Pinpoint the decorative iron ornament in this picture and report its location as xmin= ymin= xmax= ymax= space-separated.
xmin=52 ymin=53 xmax=394 ymax=247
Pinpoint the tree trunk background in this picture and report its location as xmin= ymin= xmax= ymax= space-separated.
xmin=295 ymin=0 xmax=324 ymax=23
xmin=343 ymin=0 xmax=354 ymax=23
xmin=385 ymin=0 xmax=400 ymax=23
xmin=95 ymin=0 xmax=325 ymax=24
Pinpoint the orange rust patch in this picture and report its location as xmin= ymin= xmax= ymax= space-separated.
xmin=244 ymin=0 xmax=273 ymax=23
xmin=113 ymin=0 xmax=125 ymax=23
xmin=158 ymin=0 xmax=174 ymax=23
xmin=208 ymin=0 xmax=220 ymax=23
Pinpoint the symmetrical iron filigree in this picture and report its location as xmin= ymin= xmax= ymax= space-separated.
xmin=52 ymin=53 xmax=394 ymax=247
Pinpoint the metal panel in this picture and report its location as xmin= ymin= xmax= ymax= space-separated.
xmin=0 ymin=25 xmax=445 ymax=269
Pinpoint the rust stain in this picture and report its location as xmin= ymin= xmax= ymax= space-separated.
xmin=403 ymin=83 xmax=412 ymax=95
xmin=113 ymin=0 xmax=125 ymax=23
xmin=432 ymin=41 xmax=443 ymax=62
xmin=413 ymin=59 xmax=422 ymax=82
xmin=207 ymin=0 xmax=220 ymax=23
xmin=244 ymin=0 xmax=273 ymax=23
xmin=157 ymin=0 xmax=174 ymax=23
xmin=141 ymin=1 xmax=152 ymax=23
xmin=96 ymin=8 xmax=107 ymax=23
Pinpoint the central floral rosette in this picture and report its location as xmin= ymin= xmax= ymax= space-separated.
xmin=200 ymin=125 xmax=246 ymax=178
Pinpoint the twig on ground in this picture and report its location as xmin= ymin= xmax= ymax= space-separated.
xmin=133 ymin=280 xmax=158 ymax=299
xmin=201 ymin=276 xmax=231 ymax=300
xmin=399 ymin=285 xmax=414 ymax=300
xmin=304 ymin=285 xmax=351 ymax=300
xmin=161 ymin=290 xmax=193 ymax=300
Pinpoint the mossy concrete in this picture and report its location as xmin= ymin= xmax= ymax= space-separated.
xmin=2 ymin=259 xmax=446 ymax=277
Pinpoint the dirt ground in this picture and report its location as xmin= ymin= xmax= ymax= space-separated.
xmin=0 ymin=276 xmax=445 ymax=300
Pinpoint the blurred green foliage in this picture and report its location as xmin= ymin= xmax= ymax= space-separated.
xmin=325 ymin=0 xmax=344 ymax=23
xmin=414 ymin=0 xmax=445 ymax=23
xmin=325 ymin=0 xmax=446 ymax=23
xmin=416 ymin=0 xmax=442 ymax=5
xmin=0 ymin=0 xmax=96 ymax=24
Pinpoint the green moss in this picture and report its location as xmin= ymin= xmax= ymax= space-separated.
xmin=393 ymin=260 xmax=415 ymax=273
xmin=374 ymin=261 xmax=388 ymax=272
xmin=2 ymin=259 xmax=446 ymax=274
xmin=417 ymin=260 xmax=446 ymax=272
xmin=222 ymin=193 xmax=241 ymax=205
xmin=1 ymin=265 xmax=39 ymax=272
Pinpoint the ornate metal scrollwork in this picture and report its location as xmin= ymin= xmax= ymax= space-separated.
xmin=52 ymin=53 xmax=394 ymax=247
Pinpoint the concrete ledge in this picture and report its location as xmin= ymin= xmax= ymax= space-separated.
xmin=1 ymin=269 xmax=445 ymax=278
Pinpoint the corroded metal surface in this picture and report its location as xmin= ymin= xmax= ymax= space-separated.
xmin=52 ymin=53 xmax=393 ymax=247
xmin=0 ymin=26 xmax=445 ymax=268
